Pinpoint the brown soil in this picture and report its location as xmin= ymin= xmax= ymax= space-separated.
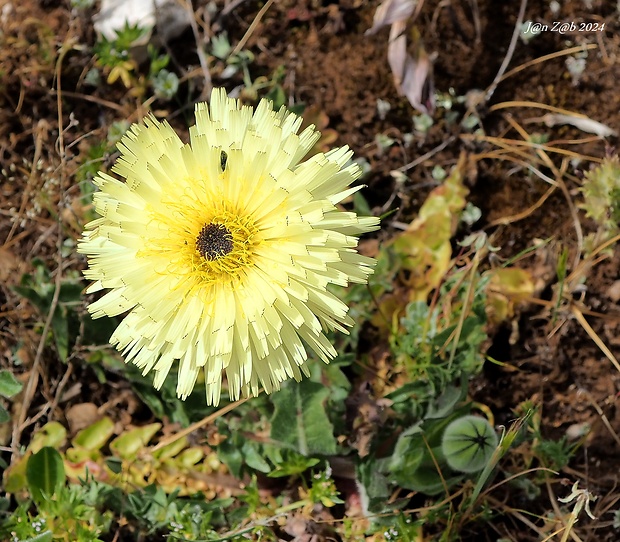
xmin=1 ymin=0 xmax=620 ymax=540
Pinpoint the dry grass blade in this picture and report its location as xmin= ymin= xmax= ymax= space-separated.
xmin=181 ymin=0 xmax=212 ymax=98
xmin=484 ymin=0 xmax=527 ymax=101
xmin=10 ymin=40 xmax=75 ymax=452
xmin=545 ymin=479 xmax=587 ymax=542
xmin=469 ymin=133 xmax=603 ymax=164
xmin=10 ymin=242 xmax=62 ymax=452
xmin=489 ymin=100 xmax=598 ymax=117
xmin=486 ymin=184 xmax=556 ymax=228
xmin=571 ymin=305 xmax=620 ymax=375
xmin=495 ymin=43 xmax=598 ymax=88
xmin=566 ymin=233 xmax=620 ymax=286
xmin=228 ymin=0 xmax=275 ymax=58
xmin=4 ymin=121 xmax=47 ymax=246
xmin=488 ymin=115 xmax=585 ymax=264
xmin=148 ymin=397 xmax=251 ymax=453
xmin=485 ymin=495 xmax=549 ymax=539
xmin=580 ymin=388 xmax=620 ymax=448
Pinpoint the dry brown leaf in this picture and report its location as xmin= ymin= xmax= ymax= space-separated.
xmin=0 ymin=246 xmax=23 ymax=284
xmin=541 ymin=113 xmax=617 ymax=137
xmin=66 ymin=402 xmax=100 ymax=435
xmin=368 ymin=0 xmax=432 ymax=114
xmin=388 ymin=23 xmax=435 ymax=115
xmin=366 ymin=0 xmax=418 ymax=35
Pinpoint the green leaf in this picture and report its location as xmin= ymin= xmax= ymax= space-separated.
xmin=72 ymin=416 xmax=115 ymax=450
xmin=404 ymin=462 xmax=460 ymax=495
xmin=387 ymin=412 xmax=466 ymax=495
xmin=356 ymin=459 xmax=401 ymax=514
xmin=105 ymin=457 xmax=123 ymax=475
xmin=264 ymin=84 xmax=286 ymax=110
xmin=216 ymin=435 xmax=244 ymax=478
xmin=242 ymin=441 xmax=271 ymax=473
xmin=28 ymin=421 xmax=67 ymax=453
xmin=270 ymin=380 xmax=337 ymax=456
xmin=425 ymin=385 xmax=464 ymax=420
xmin=0 ymin=369 xmax=23 ymax=398
xmin=22 ymin=531 xmax=53 ymax=542
xmin=152 ymin=436 xmax=188 ymax=461
xmin=26 ymin=447 xmax=65 ymax=503
xmin=51 ymin=306 xmax=69 ymax=361
xmin=12 ymin=260 xmax=83 ymax=362
xmin=387 ymin=423 xmax=425 ymax=484
xmin=267 ymin=452 xmax=320 ymax=478
xmin=353 ymin=191 xmax=373 ymax=217
xmin=0 ymin=405 xmax=9 ymax=424
xmin=109 ymin=423 xmax=161 ymax=459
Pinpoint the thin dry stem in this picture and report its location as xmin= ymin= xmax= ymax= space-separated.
xmin=580 ymin=388 xmax=620 ymax=448
xmin=571 ymin=305 xmax=620 ymax=375
xmin=229 ymin=0 xmax=275 ymax=58
xmin=497 ymin=43 xmax=598 ymax=87
xmin=181 ymin=0 xmax=212 ymax=99
xmin=4 ymin=120 xmax=47 ymax=246
xmin=148 ymin=396 xmax=250 ymax=453
xmin=485 ymin=0 xmax=527 ymax=101
xmin=546 ymin=480 xmax=584 ymax=542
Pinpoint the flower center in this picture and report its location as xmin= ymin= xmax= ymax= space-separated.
xmin=142 ymin=194 xmax=262 ymax=290
xmin=196 ymin=223 xmax=233 ymax=260
xmin=189 ymin=208 xmax=261 ymax=286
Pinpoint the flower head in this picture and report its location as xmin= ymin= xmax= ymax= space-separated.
xmin=79 ymin=88 xmax=378 ymax=404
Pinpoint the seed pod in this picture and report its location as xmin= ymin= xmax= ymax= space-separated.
xmin=441 ymin=415 xmax=498 ymax=473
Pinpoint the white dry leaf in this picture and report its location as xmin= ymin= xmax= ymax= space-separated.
xmin=366 ymin=0 xmax=433 ymax=114
xmin=94 ymin=0 xmax=191 ymax=44
xmin=541 ymin=113 xmax=617 ymax=138
xmin=387 ymin=21 xmax=408 ymax=94
xmin=366 ymin=0 xmax=419 ymax=35
xmin=388 ymin=22 xmax=435 ymax=115
xmin=95 ymin=0 xmax=156 ymax=42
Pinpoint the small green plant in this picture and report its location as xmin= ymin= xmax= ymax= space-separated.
xmin=534 ymin=435 xmax=578 ymax=470
xmin=77 ymin=120 xmax=130 ymax=190
xmin=413 ymin=112 xmax=434 ymax=133
xmin=211 ymin=32 xmax=255 ymax=87
xmin=93 ymin=24 xmax=149 ymax=86
xmin=565 ymin=53 xmax=587 ymax=86
xmin=151 ymin=69 xmax=179 ymax=100
xmin=1 ymin=447 xmax=113 ymax=541
xmin=1 ymin=445 xmax=230 ymax=541
xmin=304 ymin=467 xmax=344 ymax=508
xmin=1 ymin=425 xmax=236 ymax=539
xmin=209 ymin=33 xmax=290 ymax=106
xmin=147 ymin=46 xmax=179 ymax=101
xmin=579 ymin=155 xmax=620 ymax=252
xmin=376 ymin=386 xmax=469 ymax=497
xmin=103 ymin=484 xmax=229 ymax=538
xmin=0 ymin=370 xmax=22 ymax=423
xmin=12 ymin=259 xmax=84 ymax=362
xmin=393 ymin=272 xmax=488 ymax=398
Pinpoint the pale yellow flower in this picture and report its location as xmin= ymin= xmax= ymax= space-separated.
xmin=79 ymin=88 xmax=378 ymax=405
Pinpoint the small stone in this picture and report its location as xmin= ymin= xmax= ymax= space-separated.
xmin=606 ymin=280 xmax=620 ymax=303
